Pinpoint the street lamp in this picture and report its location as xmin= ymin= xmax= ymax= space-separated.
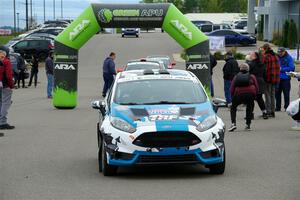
xmin=17 ymin=12 xmax=20 ymax=33
xmin=13 ymin=0 xmax=16 ymax=34
xmin=53 ymin=0 xmax=56 ymax=20
xmin=61 ymin=0 xmax=63 ymax=18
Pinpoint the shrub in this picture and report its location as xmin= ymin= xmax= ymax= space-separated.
xmin=234 ymin=52 xmax=246 ymax=60
xmin=272 ymin=31 xmax=283 ymax=46
xmin=214 ymin=51 xmax=223 ymax=60
xmin=282 ymin=20 xmax=289 ymax=47
xmin=287 ymin=19 xmax=298 ymax=49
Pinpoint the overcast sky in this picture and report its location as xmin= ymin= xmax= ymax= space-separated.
xmin=0 ymin=0 xmax=140 ymax=28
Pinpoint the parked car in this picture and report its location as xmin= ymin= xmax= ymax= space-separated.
xmin=8 ymin=38 xmax=54 ymax=61
xmin=122 ymin=28 xmax=140 ymax=37
xmin=92 ymin=69 xmax=226 ymax=176
xmin=207 ymin=30 xmax=256 ymax=46
xmin=16 ymin=27 xmax=64 ymax=40
xmin=191 ymin=20 xmax=213 ymax=29
xmin=146 ymin=55 xmax=176 ymax=69
xmin=235 ymin=20 xmax=247 ymax=30
xmin=200 ymin=23 xmax=232 ymax=33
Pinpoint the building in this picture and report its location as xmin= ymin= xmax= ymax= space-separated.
xmin=254 ymin=0 xmax=300 ymax=41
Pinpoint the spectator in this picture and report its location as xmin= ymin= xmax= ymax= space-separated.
xmin=286 ymin=72 xmax=300 ymax=130
xmin=45 ymin=52 xmax=54 ymax=98
xmin=223 ymin=50 xmax=239 ymax=107
xmin=262 ymin=43 xmax=280 ymax=118
xmin=275 ymin=47 xmax=295 ymax=111
xmin=247 ymin=51 xmax=268 ymax=119
xmin=0 ymin=46 xmax=15 ymax=130
xmin=17 ymin=54 xmax=27 ymax=88
xmin=28 ymin=54 xmax=39 ymax=87
xmin=102 ymin=52 xmax=116 ymax=98
xmin=228 ymin=63 xmax=259 ymax=132
xmin=210 ymin=53 xmax=217 ymax=98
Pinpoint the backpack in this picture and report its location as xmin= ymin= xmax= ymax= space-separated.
xmin=235 ymin=72 xmax=251 ymax=87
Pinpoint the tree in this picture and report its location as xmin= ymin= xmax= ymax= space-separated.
xmin=282 ymin=20 xmax=289 ymax=47
xmin=183 ymin=0 xmax=199 ymax=13
xmin=206 ymin=0 xmax=223 ymax=13
xmin=287 ymin=19 xmax=298 ymax=49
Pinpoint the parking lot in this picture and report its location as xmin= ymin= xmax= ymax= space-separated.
xmin=0 ymin=32 xmax=299 ymax=200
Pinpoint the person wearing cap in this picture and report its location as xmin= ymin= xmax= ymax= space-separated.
xmin=262 ymin=43 xmax=280 ymax=118
xmin=223 ymin=50 xmax=239 ymax=107
xmin=228 ymin=63 xmax=259 ymax=132
xmin=0 ymin=46 xmax=15 ymax=130
xmin=275 ymin=47 xmax=295 ymax=111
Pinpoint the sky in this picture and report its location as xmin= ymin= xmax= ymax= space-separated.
xmin=0 ymin=0 xmax=140 ymax=28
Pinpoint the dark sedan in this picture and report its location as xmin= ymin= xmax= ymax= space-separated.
xmin=207 ymin=30 xmax=256 ymax=46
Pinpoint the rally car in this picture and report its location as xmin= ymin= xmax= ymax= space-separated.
xmin=92 ymin=69 xmax=225 ymax=176
xmin=117 ymin=59 xmax=165 ymax=73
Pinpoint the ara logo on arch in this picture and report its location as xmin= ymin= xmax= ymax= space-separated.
xmin=98 ymin=9 xmax=113 ymax=23
xmin=69 ymin=19 xmax=90 ymax=41
xmin=187 ymin=63 xmax=208 ymax=70
xmin=170 ymin=20 xmax=192 ymax=40
xmin=55 ymin=64 xmax=76 ymax=70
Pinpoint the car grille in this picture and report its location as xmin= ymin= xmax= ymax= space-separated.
xmin=137 ymin=154 xmax=198 ymax=164
xmin=133 ymin=131 xmax=201 ymax=148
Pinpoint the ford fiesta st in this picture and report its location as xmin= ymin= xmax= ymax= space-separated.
xmin=92 ymin=69 xmax=225 ymax=176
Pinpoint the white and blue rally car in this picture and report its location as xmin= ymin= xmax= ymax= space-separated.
xmin=92 ymin=69 xmax=225 ymax=176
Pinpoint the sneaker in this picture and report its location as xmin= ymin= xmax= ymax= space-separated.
xmin=102 ymin=94 xmax=106 ymax=98
xmin=245 ymin=124 xmax=252 ymax=131
xmin=0 ymin=124 xmax=15 ymax=130
xmin=267 ymin=112 xmax=275 ymax=118
xmin=290 ymin=126 xmax=300 ymax=131
xmin=228 ymin=124 xmax=237 ymax=132
xmin=0 ymin=133 xmax=4 ymax=137
xmin=262 ymin=112 xmax=268 ymax=119
xmin=227 ymin=103 xmax=232 ymax=108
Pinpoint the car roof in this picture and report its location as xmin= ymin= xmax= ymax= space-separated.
xmin=146 ymin=55 xmax=170 ymax=59
xmin=117 ymin=69 xmax=197 ymax=83
xmin=208 ymin=29 xmax=239 ymax=35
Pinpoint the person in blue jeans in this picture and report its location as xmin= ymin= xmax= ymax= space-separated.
xmin=223 ymin=51 xmax=239 ymax=106
xmin=102 ymin=52 xmax=116 ymax=98
xmin=275 ymin=47 xmax=295 ymax=111
xmin=45 ymin=52 xmax=54 ymax=98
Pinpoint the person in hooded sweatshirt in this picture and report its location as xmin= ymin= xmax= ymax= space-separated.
xmin=228 ymin=63 xmax=259 ymax=132
xmin=223 ymin=50 xmax=239 ymax=107
xmin=275 ymin=47 xmax=295 ymax=111
xmin=102 ymin=52 xmax=116 ymax=97
xmin=247 ymin=51 xmax=268 ymax=119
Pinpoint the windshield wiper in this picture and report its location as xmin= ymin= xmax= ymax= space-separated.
xmin=144 ymin=101 xmax=190 ymax=105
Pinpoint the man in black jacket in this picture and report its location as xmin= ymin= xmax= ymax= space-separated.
xmin=223 ymin=51 xmax=239 ymax=106
xmin=102 ymin=52 xmax=116 ymax=97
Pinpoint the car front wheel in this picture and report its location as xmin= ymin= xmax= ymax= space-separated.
xmin=207 ymin=149 xmax=225 ymax=175
xmin=101 ymin=142 xmax=118 ymax=176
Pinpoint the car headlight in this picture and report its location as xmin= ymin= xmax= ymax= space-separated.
xmin=110 ymin=117 xmax=136 ymax=133
xmin=196 ymin=115 xmax=217 ymax=132
xmin=135 ymin=28 xmax=139 ymax=31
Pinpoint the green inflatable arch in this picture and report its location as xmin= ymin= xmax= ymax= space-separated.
xmin=53 ymin=3 xmax=210 ymax=109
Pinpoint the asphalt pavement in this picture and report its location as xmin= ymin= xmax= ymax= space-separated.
xmin=0 ymin=32 xmax=299 ymax=200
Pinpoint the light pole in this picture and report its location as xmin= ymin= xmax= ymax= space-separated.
xmin=53 ymin=0 xmax=56 ymax=20
xmin=44 ymin=0 xmax=46 ymax=22
xmin=25 ymin=0 xmax=29 ymax=30
xmin=17 ymin=12 xmax=20 ymax=33
xmin=60 ymin=0 xmax=63 ymax=18
xmin=13 ymin=0 xmax=16 ymax=33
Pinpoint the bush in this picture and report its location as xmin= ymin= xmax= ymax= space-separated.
xmin=214 ymin=51 xmax=223 ymax=60
xmin=282 ymin=20 xmax=289 ymax=47
xmin=272 ymin=31 xmax=283 ymax=46
xmin=234 ymin=52 xmax=246 ymax=60
xmin=287 ymin=19 xmax=298 ymax=49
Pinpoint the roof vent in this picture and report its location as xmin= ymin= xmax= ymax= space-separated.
xmin=143 ymin=69 xmax=155 ymax=75
xmin=159 ymin=69 xmax=170 ymax=74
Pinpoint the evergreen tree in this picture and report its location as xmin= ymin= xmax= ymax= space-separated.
xmin=287 ymin=19 xmax=298 ymax=49
xmin=282 ymin=20 xmax=289 ymax=47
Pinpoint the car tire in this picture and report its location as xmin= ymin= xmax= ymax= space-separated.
xmin=97 ymin=123 xmax=100 ymax=148
xmin=98 ymin=147 xmax=103 ymax=173
xmin=101 ymin=142 xmax=118 ymax=176
xmin=208 ymin=148 xmax=226 ymax=175
xmin=136 ymin=34 xmax=139 ymax=38
xmin=241 ymin=40 xmax=249 ymax=46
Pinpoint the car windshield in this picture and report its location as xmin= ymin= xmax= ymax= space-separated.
xmin=114 ymin=79 xmax=207 ymax=105
xmin=126 ymin=63 xmax=160 ymax=71
xmin=148 ymin=57 xmax=170 ymax=67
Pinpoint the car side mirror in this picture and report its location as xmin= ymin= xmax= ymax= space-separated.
xmin=212 ymin=103 xmax=219 ymax=113
xmin=117 ymin=68 xmax=124 ymax=73
xmin=92 ymin=100 xmax=106 ymax=115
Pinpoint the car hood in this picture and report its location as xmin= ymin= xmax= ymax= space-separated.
xmin=111 ymin=102 xmax=215 ymax=131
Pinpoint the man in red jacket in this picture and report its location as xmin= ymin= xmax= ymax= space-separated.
xmin=228 ymin=63 xmax=259 ymax=132
xmin=0 ymin=46 xmax=15 ymax=130
xmin=262 ymin=43 xmax=280 ymax=118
